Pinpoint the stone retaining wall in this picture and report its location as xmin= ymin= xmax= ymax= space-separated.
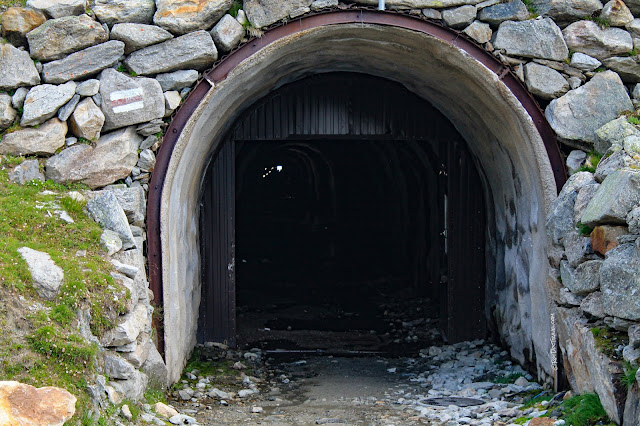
xmin=2 ymin=0 xmax=640 ymax=423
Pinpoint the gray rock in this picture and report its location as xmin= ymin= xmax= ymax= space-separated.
xmin=1 ymin=7 xmax=47 ymax=48
xmin=163 ymin=91 xmax=181 ymax=117
xmin=101 ymin=303 xmax=149 ymax=347
xmin=17 ymin=247 xmax=64 ymax=300
xmin=57 ymin=94 xmax=80 ymax=122
xmin=42 ymin=40 xmax=125 ymax=84
xmin=360 ymin=0 xmax=484 ymax=7
xmin=75 ymin=80 xmax=99 ymax=98
xmin=99 ymin=68 xmax=165 ymax=132
xmin=100 ymin=229 xmax=122 ymax=256
xmin=462 ymin=20 xmax=492 ymax=43
xmin=21 ymin=82 xmax=77 ymax=127
xmin=11 ymin=88 xmax=29 ymax=110
xmin=109 ymin=370 xmax=148 ymax=402
xmin=477 ymin=0 xmax=529 ymax=25
xmin=442 ymin=5 xmax=477 ymax=28
xmin=564 ymin=228 xmax=595 ymax=266
xmin=169 ymin=414 xmax=197 ymax=425
xmin=624 ymin=134 xmax=640 ymax=154
xmin=210 ymin=14 xmax=245 ymax=52
xmin=104 ymin=352 xmax=137 ymax=379
xmin=594 ymin=148 xmax=640 ymax=182
xmin=571 ymin=260 xmax=602 ymax=294
xmin=26 ymin=0 xmax=86 ymax=19
xmin=0 ymin=43 xmax=41 ymax=91
xmin=545 ymin=71 xmax=633 ymax=145
xmin=567 ymin=150 xmax=587 ymax=173
xmin=559 ymin=287 xmax=585 ymax=306
xmin=422 ymin=7 xmax=442 ymax=18
xmin=600 ymin=243 xmax=640 ymax=319
xmin=110 ymin=23 xmax=173 ymax=54
xmin=570 ymin=52 xmax=602 ymax=71
xmin=154 ymin=0 xmax=234 ymax=35
xmin=580 ymin=291 xmax=606 ymax=317
xmin=524 ymin=62 xmax=570 ymax=100
xmin=574 ymin=183 xmax=600 ymax=223
xmin=155 ymin=70 xmax=199 ymax=92
xmin=602 ymin=56 xmax=640 ymax=83
xmin=111 ymin=259 xmax=139 ymax=280
xmin=86 ymin=190 xmax=136 ymax=249
xmin=311 ymin=0 xmax=339 ymax=9
xmin=582 ymin=169 xmax=640 ymax=226
xmin=531 ymin=0 xmax=603 ymax=21
xmin=0 ymin=118 xmax=67 ymax=156
xmin=605 ymin=315 xmax=637 ymax=330
xmin=623 ymin=344 xmax=640 ymax=362
xmin=136 ymin=119 xmax=165 ymax=136
xmin=630 ymin=324 xmax=640 ymax=347
xmin=244 ymin=0 xmax=313 ymax=27
xmin=93 ymin=0 xmax=156 ymax=26
xmin=627 ymin=0 xmax=640 ymax=15
xmin=69 ymin=98 xmax=105 ymax=141
xmin=601 ymin=0 xmax=634 ymax=26
xmin=8 ymin=159 xmax=44 ymax=185
xmin=141 ymin=344 xmax=169 ymax=390
xmin=103 ymin=185 xmax=146 ymax=226
xmin=137 ymin=149 xmax=156 ymax=172
xmin=0 ymin=94 xmax=17 ymax=132
xmin=121 ymin=335 xmax=151 ymax=367
xmin=124 ymin=31 xmax=218 ymax=76
xmin=45 ymin=126 xmax=141 ymax=189
xmin=563 ymin=20 xmax=633 ymax=60
xmin=546 ymin=171 xmax=596 ymax=244
xmin=627 ymin=207 xmax=640 ymax=233
xmin=26 ymin=14 xmax=108 ymax=62
xmin=493 ymin=18 xmax=568 ymax=61
xmin=595 ymin=116 xmax=640 ymax=154
xmin=560 ymin=260 xmax=577 ymax=291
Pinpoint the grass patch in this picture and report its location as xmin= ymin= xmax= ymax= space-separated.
xmin=521 ymin=391 xmax=553 ymax=408
xmin=493 ymin=372 xmax=524 ymax=384
xmin=577 ymin=222 xmax=594 ymax=237
xmin=558 ymin=393 xmax=612 ymax=425
xmin=0 ymin=159 xmax=133 ymax=424
xmin=229 ymin=0 xmax=242 ymax=17
xmin=623 ymin=361 xmax=639 ymax=389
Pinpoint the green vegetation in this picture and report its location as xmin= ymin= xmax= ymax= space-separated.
xmin=229 ymin=0 xmax=242 ymax=18
xmin=574 ymin=151 xmax=602 ymax=173
xmin=521 ymin=0 xmax=538 ymax=18
xmin=629 ymin=116 xmax=640 ymax=125
xmin=577 ymin=222 xmax=594 ymax=237
xmin=513 ymin=417 xmax=530 ymax=425
xmin=493 ymin=372 xmax=524 ymax=384
xmin=558 ymin=393 xmax=612 ymax=425
xmin=0 ymin=155 xmax=136 ymax=424
xmin=623 ymin=361 xmax=639 ymax=389
xmin=521 ymin=391 xmax=553 ymax=408
xmin=590 ymin=326 xmax=628 ymax=360
xmin=587 ymin=14 xmax=610 ymax=28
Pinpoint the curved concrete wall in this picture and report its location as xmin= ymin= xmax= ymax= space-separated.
xmin=160 ymin=23 xmax=557 ymax=383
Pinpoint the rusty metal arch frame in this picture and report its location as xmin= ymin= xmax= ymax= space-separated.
xmin=147 ymin=9 xmax=567 ymax=354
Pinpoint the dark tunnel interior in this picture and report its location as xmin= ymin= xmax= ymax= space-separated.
xmin=198 ymin=73 xmax=487 ymax=353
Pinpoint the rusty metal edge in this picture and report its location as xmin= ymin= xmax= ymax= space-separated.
xmin=147 ymin=9 xmax=567 ymax=357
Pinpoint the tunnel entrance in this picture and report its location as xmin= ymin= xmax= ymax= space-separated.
xmin=197 ymin=73 xmax=486 ymax=352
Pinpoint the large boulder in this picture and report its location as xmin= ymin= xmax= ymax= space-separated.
xmin=0 ymin=43 xmax=41 ymax=91
xmin=21 ymin=82 xmax=77 ymax=127
xmin=600 ymin=0 xmax=634 ymax=26
xmin=8 ymin=159 xmax=45 ymax=185
xmin=17 ymin=247 xmax=64 ymax=300
xmin=594 ymin=116 xmax=640 ymax=154
xmin=26 ymin=14 xmax=108 ymax=62
xmin=568 ymin=259 xmax=602 ymax=294
xmin=45 ymin=126 xmax=141 ymax=189
xmin=563 ymin=20 xmax=633 ymax=60
xmin=42 ymin=41 xmax=125 ymax=84
xmin=244 ymin=0 xmax=314 ymax=28
xmin=26 ymin=0 xmax=86 ymax=19
xmin=93 ymin=0 xmax=156 ymax=26
xmin=153 ymin=0 xmax=234 ymax=35
xmin=581 ymin=169 xmax=640 ymax=226
xmin=600 ymin=243 xmax=640 ymax=320
xmin=545 ymin=71 xmax=633 ymax=145
xmin=492 ymin=18 xmax=568 ymax=61
xmin=99 ymin=69 xmax=165 ymax=132
xmin=102 ymin=185 xmax=146 ymax=227
xmin=141 ymin=344 xmax=169 ymax=390
xmin=0 ymin=118 xmax=67 ymax=155
xmin=0 ymin=381 xmax=76 ymax=426
xmin=530 ymin=0 xmax=603 ymax=22
xmin=1 ymin=7 xmax=47 ymax=47
xmin=124 ymin=30 xmax=218 ymax=75
xmin=110 ymin=23 xmax=173 ymax=54
xmin=442 ymin=5 xmax=477 ymax=29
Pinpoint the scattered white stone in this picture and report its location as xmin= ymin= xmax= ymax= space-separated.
xmin=17 ymin=247 xmax=64 ymax=300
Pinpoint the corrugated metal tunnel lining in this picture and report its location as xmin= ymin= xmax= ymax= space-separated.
xmin=198 ymin=73 xmax=486 ymax=350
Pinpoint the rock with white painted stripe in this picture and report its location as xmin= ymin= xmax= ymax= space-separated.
xmin=99 ymin=68 xmax=165 ymax=132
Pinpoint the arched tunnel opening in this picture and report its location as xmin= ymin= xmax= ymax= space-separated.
xmin=197 ymin=73 xmax=487 ymax=355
